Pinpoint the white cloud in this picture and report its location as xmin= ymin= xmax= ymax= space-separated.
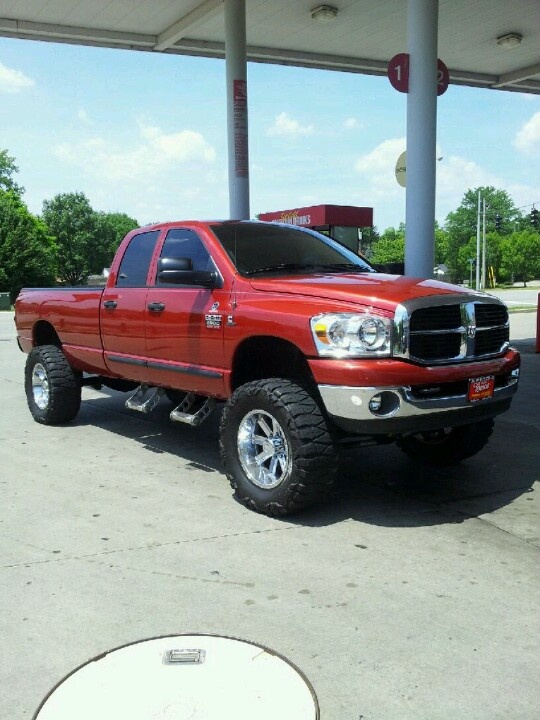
xmin=267 ymin=112 xmax=314 ymax=137
xmin=344 ymin=117 xmax=358 ymax=129
xmin=54 ymin=122 xmax=216 ymax=182
xmin=0 ymin=62 xmax=35 ymax=93
xmin=435 ymin=154 xmax=502 ymax=221
xmin=49 ymin=121 xmax=220 ymax=223
xmin=513 ymin=111 xmax=540 ymax=155
xmin=437 ymin=155 xmax=499 ymax=195
xmin=140 ymin=124 xmax=215 ymax=163
xmin=354 ymin=138 xmax=516 ymax=228
xmin=355 ymin=137 xmax=405 ymax=194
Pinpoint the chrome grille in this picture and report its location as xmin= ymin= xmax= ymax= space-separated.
xmin=393 ymin=295 xmax=509 ymax=365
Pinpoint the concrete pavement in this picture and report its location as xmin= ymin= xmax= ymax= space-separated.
xmin=1 ymin=309 xmax=538 ymax=719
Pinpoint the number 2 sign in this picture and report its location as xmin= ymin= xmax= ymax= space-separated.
xmin=388 ymin=53 xmax=449 ymax=95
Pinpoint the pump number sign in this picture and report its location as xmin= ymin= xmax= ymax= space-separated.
xmin=388 ymin=53 xmax=410 ymax=93
xmin=388 ymin=54 xmax=449 ymax=95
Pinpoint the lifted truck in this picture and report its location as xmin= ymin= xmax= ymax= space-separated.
xmin=15 ymin=221 xmax=520 ymax=515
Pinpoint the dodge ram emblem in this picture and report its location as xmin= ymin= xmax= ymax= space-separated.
xmin=467 ymin=322 xmax=477 ymax=339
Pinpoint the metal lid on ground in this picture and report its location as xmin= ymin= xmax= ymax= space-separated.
xmin=34 ymin=634 xmax=319 ymax=720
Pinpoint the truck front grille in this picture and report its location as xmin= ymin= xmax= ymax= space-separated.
xmin=394 ymin=296 xmax=509 ymax=365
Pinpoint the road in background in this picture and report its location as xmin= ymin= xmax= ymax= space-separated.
xmin=487 ymin=282 xmax=540 ymax=308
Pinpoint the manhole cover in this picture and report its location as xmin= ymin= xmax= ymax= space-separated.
xmin=34 ymin=634 xmax=319 ymax=719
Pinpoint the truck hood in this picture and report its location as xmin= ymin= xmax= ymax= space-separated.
xmin=248 ymin=273 xmax=476 ymax=313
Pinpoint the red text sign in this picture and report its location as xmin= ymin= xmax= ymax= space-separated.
xmin=233 ymin=79 xmax=248 ymax=177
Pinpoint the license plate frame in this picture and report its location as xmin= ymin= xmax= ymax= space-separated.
xmin=467 ymin=375 xmax=495 ymax=403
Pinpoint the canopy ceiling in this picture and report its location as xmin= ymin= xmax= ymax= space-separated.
xmin=0 ymin=0 xmax=539 ymax=93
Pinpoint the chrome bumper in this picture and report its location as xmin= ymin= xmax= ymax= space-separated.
xmin=318 ymin=371 xmax=519 ymax=432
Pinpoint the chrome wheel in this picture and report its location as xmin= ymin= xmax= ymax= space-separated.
xmin=237 ymin=409 xmax=292 ymax=489
xmin=32 ymin=363 xmax=50 ymax=410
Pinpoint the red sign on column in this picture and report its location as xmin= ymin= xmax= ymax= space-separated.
xmin=233 ymin=79 xmax=248 ymax=178
xmin=388 ymin=54 xmax=449 ymax=95
xmin=388 ymin=53 xmax=409 ymax=93
xmin=436 ymin=59 xmax=449 ymax=96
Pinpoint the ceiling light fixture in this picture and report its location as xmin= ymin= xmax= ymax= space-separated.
xmin=311 ymin=5 xmax=338 ymax=23
xmin=496 ymin=32 xmax=523 ymax=49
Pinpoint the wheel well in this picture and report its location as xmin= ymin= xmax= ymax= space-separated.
xmin=33 ymin=321 xmax=61 ymax=348
xmin=231 ymin=336 xmax=314 ymax=391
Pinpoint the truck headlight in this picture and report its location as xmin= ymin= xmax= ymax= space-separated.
xmin=311 ymin=313 xmax=392 ymax=357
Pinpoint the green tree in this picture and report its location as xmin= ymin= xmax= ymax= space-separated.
xmin=444 ymin=187 xmax=520 ymax=282
xmin=42 ymin=192 xmax=102 ymax=285
xmin=456 ymin=237 xmax=478 ymax=287
xmin=0 ymin=149 xmax=24 ymax=196
xmin=370 ymin=225 xmax=405 ymax=264
xmin=434 ymin=224 xmax=449 ymax=265
xmin=500 ymin=231 xmax=540 ymax=287
xmin=93 ymin=211 xmax=139 ymax=267
xmin=0 ymin=191 xmax=56 ymax=302
xmin=484 ymin=232 xmax=504 ymax=285
xmin=359 ymin=225 xmax=379 ymax=259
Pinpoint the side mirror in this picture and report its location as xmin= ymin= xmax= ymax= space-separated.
xmin=157 ymin=257 xmax=217 ymax=288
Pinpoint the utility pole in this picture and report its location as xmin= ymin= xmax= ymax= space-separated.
xmin=476 ymin=190 xmax=481 ymax=290
xmin=481 ymin=198 xmax=486 ymax=291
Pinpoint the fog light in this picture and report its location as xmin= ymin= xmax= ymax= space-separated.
xmin=368 ymin=391 xmax=401 ymax=417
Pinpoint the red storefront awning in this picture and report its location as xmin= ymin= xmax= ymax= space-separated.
xmin=259 ymin=204 xmax=373 ymax=228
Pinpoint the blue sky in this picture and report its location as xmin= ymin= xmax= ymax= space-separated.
xmin=1 ymin=36 xmax=539 ymax=231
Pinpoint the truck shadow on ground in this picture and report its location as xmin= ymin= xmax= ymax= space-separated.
xmin=73 ymin=387 xmax=537 ymax=530
xmin=511 ymin=338 xmax=536 ymax=354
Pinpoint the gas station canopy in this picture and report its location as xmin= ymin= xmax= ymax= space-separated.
xmin=1 ymin=0 xmax=538 ymax=278
xmin=0 ymin=0 xmax=539 ymax=94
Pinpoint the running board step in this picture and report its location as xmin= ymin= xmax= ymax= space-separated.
xmin=170 ymin=393 xmax=216 ymax=427
xmin=126 ymin=385 xmax=163 ymax=413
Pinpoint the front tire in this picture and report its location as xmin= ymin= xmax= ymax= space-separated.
xmin=24 ymin=345 xmax=81 ymax=425
xmin=219 ymin=379 xmax=337 ymax=516
xmin=397 ymin=419 xmax=494 ymax=466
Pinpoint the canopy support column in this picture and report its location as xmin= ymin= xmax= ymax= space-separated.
xmin=225 ymin=0 xmax=250 ymax=219
xmin=405 ymin=0 xmax=439 ymax=278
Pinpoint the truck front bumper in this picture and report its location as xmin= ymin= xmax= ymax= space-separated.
xmin=318 ymin=369 xmax=520 ymax=435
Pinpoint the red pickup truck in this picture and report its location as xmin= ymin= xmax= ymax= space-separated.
xmin=15 ymin=221 xmax=520 ymax=515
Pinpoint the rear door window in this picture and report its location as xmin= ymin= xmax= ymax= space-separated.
xmin=116 ymin=230 xmax=160 ymax=287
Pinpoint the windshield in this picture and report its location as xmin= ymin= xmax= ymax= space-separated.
xmin=211 ymin=222 xmax=375 ymax=277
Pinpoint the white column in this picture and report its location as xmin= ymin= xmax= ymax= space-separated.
xmin=404 ymin=0 xmax=439 ymax=278
xmin=225 ymin=0 xmax=250 ymax=219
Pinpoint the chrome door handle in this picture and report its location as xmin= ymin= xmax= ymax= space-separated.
xmin=103 ymin=300 xmax=117 ymax=309
xmin=147 ymin=302 xmax=165 ymax=312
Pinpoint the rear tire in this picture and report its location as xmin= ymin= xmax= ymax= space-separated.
xmin=25 ymin=345 xmax=81 ymax=424
xmin=220 ymin=379 xmax=337 ymax=516
xmin=397 ymin=419 xmax=494 ymax=466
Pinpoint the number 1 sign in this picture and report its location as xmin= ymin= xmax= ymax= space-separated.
xmin=388 ymin=53 xmax=449 ymax=95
